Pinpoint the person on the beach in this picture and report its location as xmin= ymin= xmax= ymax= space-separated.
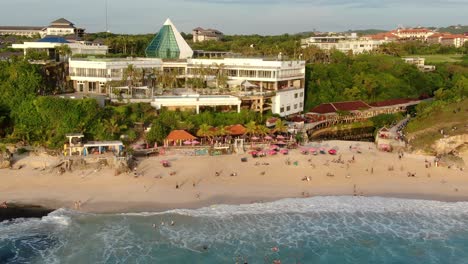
xmin=0 ymin=201 xmax=7 ymax=208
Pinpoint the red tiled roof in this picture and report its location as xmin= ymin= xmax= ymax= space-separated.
xmin=226 ymin=124 xmax=246 ymax=136
xmin=333 ymin=101 xmax=371 ymax=111
xmin=310 ymin=103 xmax=337 ymax=114
xmin=310 ymin=101 xmax=371 ymax=114
xmin=369 ymin=98 xmax=417 ymax=107
xmin=165 ymin=130 xmax=196 ymax=141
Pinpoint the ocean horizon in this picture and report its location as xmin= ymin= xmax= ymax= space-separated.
xmin=2 ymin=196 xmax=468 ymax=263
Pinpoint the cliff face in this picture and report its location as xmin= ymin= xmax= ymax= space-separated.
xmin=0 ymin=149 xmax=12 ymax=169
xmin=433 ymin=134 xmax=468 ymax=156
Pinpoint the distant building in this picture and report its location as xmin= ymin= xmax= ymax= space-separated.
xmin=145 ymin=19 xmax=194 ymax=59
xmin=427 ymin=33 xmax=467 ymax=48
xmin=45 ymin=18 xmax=84 ymax=38
xmin=0 ymin=26 xmax=44 ymax=38
xmin=390 ymin=28 xmax=434 ymax=40
xmin=403 ymin=57 xmax=436 ymax=72
xmin=0 ymin=18 xmax=84 ymax=38
xmin=301 ymin=33 xmax=387 ymax=54
xmin=192 ymin=27 xmax=224 ymax=42
xmin=12 ymin=35 xmax=108 ymax=61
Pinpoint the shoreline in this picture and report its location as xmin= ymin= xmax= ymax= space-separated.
xmin=5 ymin=193 xmax=468 ymax=217
xmin=1 ymin=140 xmax=466 ymax=215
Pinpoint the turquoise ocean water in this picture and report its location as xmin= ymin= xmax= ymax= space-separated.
xmin=1 ymin=196 xmax=468 ymax=264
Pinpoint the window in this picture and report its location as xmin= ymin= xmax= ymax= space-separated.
xmin=300 ymin=102 xmax=303 ymax=108
xmin=294 ymin=93 xmax=298 ymax=98
xmin=300 ymin=92 xmax=304 ymax=97
xmin=88 ymin=82 xmax=97 ymax=93
xmin=280 ymin=107 xmax=284 ymax=113
xmin=77 ymin=81 xmax=84 ymax=92
xmin=286 ymin=106 xmax=291 ymax=111
xmin=294 ymin=104 xmax=298 ymax=109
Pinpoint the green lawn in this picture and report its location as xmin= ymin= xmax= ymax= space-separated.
xmin=411 ymin=54 xmax=464 ymax=63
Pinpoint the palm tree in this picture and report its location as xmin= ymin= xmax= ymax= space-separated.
xmin=196 ymin=123 xmax=213 ymax=144
xmin=103 ymin=117 xmax=127 ymax=139
xmin=274 ymin=119 xmax=288 ymax=134
xmin=256 ymin=125 xmax=270 ymax=138
xmin=245 ymin=121 xmax=258 ymax=137
xmin=215 ymin=126 xmax=228 ymax=137
xmin=56 ymin=44 xmax=72 ymax=61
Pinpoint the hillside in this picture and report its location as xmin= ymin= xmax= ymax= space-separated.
xmin=437 ymin=25 xmax=468 ymax=34
xmin=405 ymin=99 xmax=468 ymax=155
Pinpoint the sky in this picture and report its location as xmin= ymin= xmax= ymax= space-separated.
xmin=0 ymin=0 xmax=467 ymax=35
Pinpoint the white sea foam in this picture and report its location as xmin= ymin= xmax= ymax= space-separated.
xmin=122 ymin=196 xmax=468 ymax=218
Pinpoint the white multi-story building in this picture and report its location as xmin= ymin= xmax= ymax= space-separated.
xmin=67 ymin=19 xmax=305 ymax=117
xmin=69 ymin=58 xmax=163 ymax=93
xmin=301 ymin=33 xmax=387 ymax=54
xmin=68 ymin=57 xmax=306 ymax=116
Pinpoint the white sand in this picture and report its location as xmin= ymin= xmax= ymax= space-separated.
xmin=1 ymin=141 xmax=467 ymax=213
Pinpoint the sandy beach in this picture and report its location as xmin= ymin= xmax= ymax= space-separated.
xmin=1 ymin=140 xmax=467 ymax=213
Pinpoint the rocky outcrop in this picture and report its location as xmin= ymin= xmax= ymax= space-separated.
xmin=433 ymin=134 xmax=468 ymax=155
xmin=0 ymin=149 xmax=13 ymax=169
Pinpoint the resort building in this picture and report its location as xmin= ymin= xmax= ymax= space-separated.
xmin=68 ymin=56 xmax=306 ymax=116
xmin=0 ymin=26 xmax=44 ymax=38
xmin=66 ymin=19 xmax=306 ymax=117
xmin=427 ymin=33 xmax=468 ymax=48
xmin=68 ymin=57 xmax=162 ymax=94
xmin=192 ymin=27 xmax=224 ymax=42
xmin=390 ymin=27 xmax=434 ymax=40
xmin=0 ymin=18 xmax=84 ymax=38
xmin=301 ymin=33 xmax=387 ymax=54
xmin=146 ymin=19 xmax=193 ymax=59
xmin=12 ymin=36 xmax=108 ymax=60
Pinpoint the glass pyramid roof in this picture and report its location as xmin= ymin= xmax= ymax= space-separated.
xmin=145 ymin=19 xmax=193 ymax=59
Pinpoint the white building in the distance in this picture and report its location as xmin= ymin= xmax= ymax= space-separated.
xmin=12 ymin=36 xmax=108 ymax=59
xmin=0 ymin=18 xmax=84 ymax=38
xmin=301 ymin=33 xmax=387 ymax=54
xmin=192 ymin=27 xmax=224 ymax=42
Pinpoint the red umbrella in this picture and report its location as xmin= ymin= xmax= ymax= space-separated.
xmin=183 ymin=140 xmax=192 ymax=145
xmin=280 ymin=149 xmax=289 ymax=154
xmin=277 ymin=141 xmax=286 ymax=145
xmin=268 ymin=150 xmax=277 ymax=155
xmin=264 ymin=136 xmax=273 ymax=140
xmin=269 ymin=145 xmax=279 ymax=149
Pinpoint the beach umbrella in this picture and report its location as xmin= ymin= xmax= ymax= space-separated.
xmin=192 ymin=140 xmax=200 ymax=145
xmin=248 ymin=150 xmax=258 ymax=155
xmin=270 ymin=144 xmax=279 ymax=149
xmin=251 ymin=136 xmax=259 ymax=140
xmin=309 ymin=148 xmax=316 ymax=152
xmin=265 ymin=135 xmax=273 ymax=140
xmin=276 ymin=135 xmax=285 ymax=139
xmin=280 ymin=149 xmax=289 ymax=155
xmin=183 ymin=140 xmax=192 ymax=145
xmin=268 ymin=150 xmax=277 ymax=155
xmin=277 ymin=141 xmax=286 ymax=145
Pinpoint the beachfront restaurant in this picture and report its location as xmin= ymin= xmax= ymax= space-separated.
xmin=82 ymin=141 xmax=124 ymax=156
xmin=164 ymin=130 xmax=197 ymax=147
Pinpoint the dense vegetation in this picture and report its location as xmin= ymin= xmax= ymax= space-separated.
xmin=1 ymin=32 xmax=467 ymax=149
